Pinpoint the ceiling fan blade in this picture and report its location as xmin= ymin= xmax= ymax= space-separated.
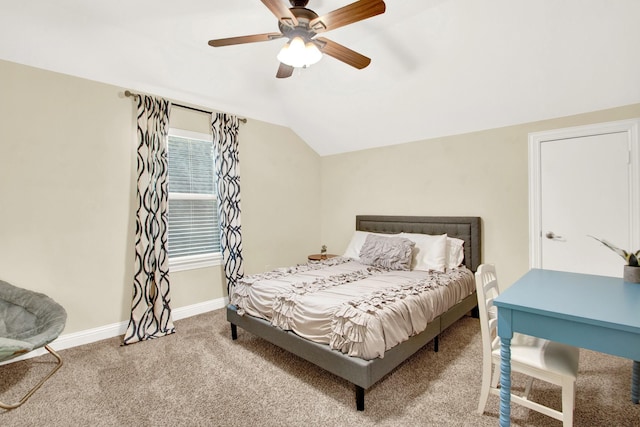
xmin=310 ymin=0 xmax=385 ymax=33
xmin=261 ymin=0 xmax=298 ymax=27
xmin=208 ymin=33 xmax=283 ymax=47
xmin=276 ymin=63 xmax=294 ymax=79
xmin=315 ymin=37 xmax=371 ymax=69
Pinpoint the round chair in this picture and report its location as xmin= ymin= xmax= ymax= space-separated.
xmin=0 ymin=279 xmax=67 ymax=409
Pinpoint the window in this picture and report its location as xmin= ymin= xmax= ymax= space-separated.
xmin=167 ymin=129 xmax=221 ymax=271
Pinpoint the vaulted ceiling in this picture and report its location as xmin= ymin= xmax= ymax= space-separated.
xmin=1 ymin=0 xmax=639 ymax=155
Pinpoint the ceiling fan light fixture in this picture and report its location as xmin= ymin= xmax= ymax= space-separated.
xmin=277 ymin=36 xmax=322 ymax=68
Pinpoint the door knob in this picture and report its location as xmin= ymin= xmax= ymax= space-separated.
xmin=545 ymin=231 xmax=563 ymax=240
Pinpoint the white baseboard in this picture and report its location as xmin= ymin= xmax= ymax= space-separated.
xmin=0 ymin=297 xmax=228 ymax=365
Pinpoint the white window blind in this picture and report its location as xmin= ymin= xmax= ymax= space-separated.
xmin=167 ymin=130 xmax=221 ymax=270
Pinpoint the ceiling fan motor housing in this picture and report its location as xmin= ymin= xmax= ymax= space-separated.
xmin=278 ymin=6 xmax=322 ymax=41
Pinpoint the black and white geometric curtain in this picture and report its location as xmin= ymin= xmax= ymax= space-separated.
xmin=124 ymin=94 xmax=175 ymax=345
xmin=212 ymin=113 xmax=244 ymax=295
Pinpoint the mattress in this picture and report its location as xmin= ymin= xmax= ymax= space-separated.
xmin=230 ymin=257 xmax=475 ymax=360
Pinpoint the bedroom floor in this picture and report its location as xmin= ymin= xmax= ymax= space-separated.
xmin=1 ymin=309 xmax=638 ymax=426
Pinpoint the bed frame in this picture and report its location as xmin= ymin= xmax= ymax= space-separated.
xmin=227 ymin=215 xmax=481 ymax=411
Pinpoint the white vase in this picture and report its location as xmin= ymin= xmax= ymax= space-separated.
xmin=623 ymin=265 xmax=640 ymax=283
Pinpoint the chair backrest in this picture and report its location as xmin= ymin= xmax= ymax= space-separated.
xmin=475 ymin=264 xmax=501 ymax=359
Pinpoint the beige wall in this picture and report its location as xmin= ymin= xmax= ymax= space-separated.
xmin=320 ymin=104 xmax=640 ymax=288
xmin=0 ymin=59 xmax=320 ymax=334
xmin=239 ymin=119 xmax=322 ymax=272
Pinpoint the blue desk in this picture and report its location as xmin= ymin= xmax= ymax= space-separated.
xmin=494 ymin=269 xmax=640 ymax=427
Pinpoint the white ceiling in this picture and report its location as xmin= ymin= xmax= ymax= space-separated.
xmin=1 ymin=0 xmax=639 ymax=156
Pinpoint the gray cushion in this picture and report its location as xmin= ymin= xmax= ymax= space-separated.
xmin=358 ymin=234 xmax=415 ymax=270
xmin=0 ymin=280 xmax=67 ymax=362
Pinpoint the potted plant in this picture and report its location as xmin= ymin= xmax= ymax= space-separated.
xmin=589 ymin=235 xmax=640 ymax=283
xmin=320 ymin=245 xmax=327 ymax=259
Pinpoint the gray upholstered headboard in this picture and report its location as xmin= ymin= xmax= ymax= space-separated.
xmin=355 ymin=215 xmax=482 ymax=272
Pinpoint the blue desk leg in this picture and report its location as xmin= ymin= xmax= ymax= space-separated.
xmin=633 ymin=361 xmax=639 ymax=404
xmin=499 ymin=336 xmax=512 ymax=427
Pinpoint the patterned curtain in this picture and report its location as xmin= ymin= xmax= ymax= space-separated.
xmin=212 ymin=113 xmax=244 ymax=295
xmin=124 ymin=95 xmax=175 ymax=345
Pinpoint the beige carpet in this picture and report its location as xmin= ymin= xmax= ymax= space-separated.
xmin=1 ymin=309 xmax=638 ymax=426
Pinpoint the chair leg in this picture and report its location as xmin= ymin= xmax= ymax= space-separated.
xmin=561 ymin=378 xmax=575 ymax=427
xmin=478 ymin=360 xmax=494 ymax=414
xmin=0 ymin=345 xmax=64 ymax=410
xmin=491 ymin=363 xmax=500 ymax=388
xmin=524 ymin=377 xmax=535 ymax=399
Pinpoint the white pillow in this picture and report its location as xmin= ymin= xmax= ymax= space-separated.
xmin=399 ymin=232 xmax=447 ymax=272
xmin=446 ymin=237 xmax=465 ymax=269
xmin=343 ymin=231 xmax=387 ymax=260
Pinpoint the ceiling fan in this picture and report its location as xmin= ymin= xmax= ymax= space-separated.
xmin=208 ymin=0 xmax=386 ymax=78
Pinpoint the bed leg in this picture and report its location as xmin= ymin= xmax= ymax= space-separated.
xmin=356 ymin=385 xmax=365 ymax=411
xmin=434 ymin=335 xmax=439 ymax=352
xmin=230 ymin=323 xmax=238 ymax=340
xmin=471 ymin=305 xmax=480 ymax=318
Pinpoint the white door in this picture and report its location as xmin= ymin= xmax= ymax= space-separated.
xmin=529 ymin=119 xmax=640 ymax=277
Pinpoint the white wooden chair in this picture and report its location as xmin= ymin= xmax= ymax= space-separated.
xmin=475 ymin=264 xmax=579 ymax=426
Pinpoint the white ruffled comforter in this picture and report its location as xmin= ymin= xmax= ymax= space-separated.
xmin=230 ymin=257 xmax=475 ymax=360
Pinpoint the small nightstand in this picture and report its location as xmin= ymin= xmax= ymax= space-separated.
xmin=308 ymin=253 xmax=337 ymax=261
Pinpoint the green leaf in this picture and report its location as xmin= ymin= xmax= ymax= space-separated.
xmin=588 ymin=235 xmax=640 ymax=266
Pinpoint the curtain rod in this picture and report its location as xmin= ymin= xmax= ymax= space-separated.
xmin=124 ymin=90 xmax=247 ymax=123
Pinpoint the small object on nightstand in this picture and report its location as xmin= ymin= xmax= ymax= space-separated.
xmin=309 ymin=244 xmax=334 ymax=261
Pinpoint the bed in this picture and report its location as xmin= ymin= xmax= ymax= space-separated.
xmin=226 ymin=215 xmax=481 ymax=410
